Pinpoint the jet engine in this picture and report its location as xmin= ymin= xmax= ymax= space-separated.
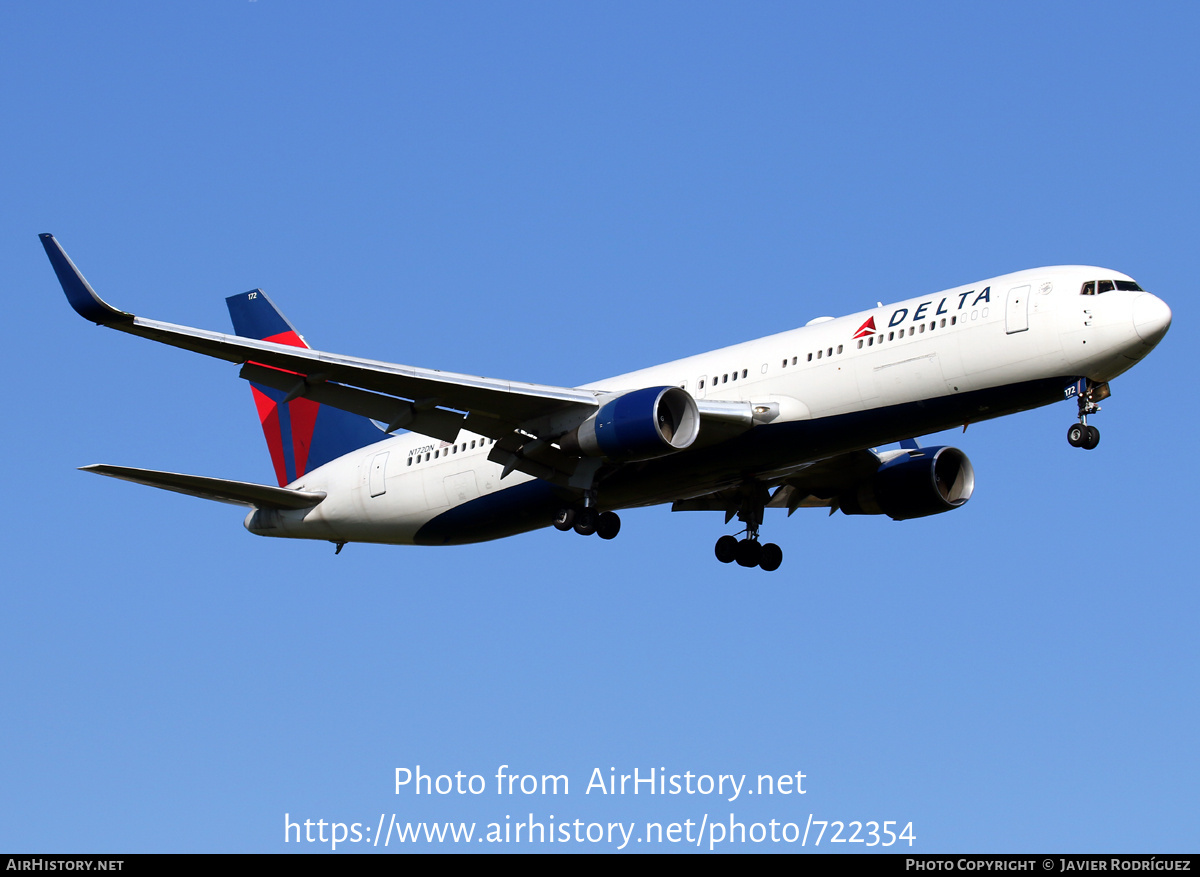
xmin=561 ymin=386 xmax=700 ymax=461
xmin=838 ymin=446 xmax=975 ymax=520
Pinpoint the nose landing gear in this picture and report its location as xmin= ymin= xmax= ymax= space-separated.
xmin=1066 ymin=422 xmax=1100 ymax=450
xmin=1066 ymin=379 xmax=1109 ymax=450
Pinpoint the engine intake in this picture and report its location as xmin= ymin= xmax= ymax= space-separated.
xmin=839 ymin=446 xmax=975 ymax=520
xmin=563 ymin=386 xmax=700 ymax=460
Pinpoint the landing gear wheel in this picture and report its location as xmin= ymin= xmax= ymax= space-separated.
xmin=715 ymin=535 xmax=738 ymax=564
xmin=1067 ymin=423 xmax=1085 ymax=447
xmin=596 ymin=511 xmax=621 ymax=540
xmin=552 ymin=508 xmax=576 ymax=531
xmin=573 ymin=508 xmax=597 ymax=536
xmin=758 ymin=542 xmax=783 ymax=572
xmin=1082 ymin=425 xmax=1100 ymax=450
xmin=735 ymin=538 xmax=761 ymax=568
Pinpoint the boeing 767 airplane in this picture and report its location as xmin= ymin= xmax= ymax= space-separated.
xmin=42 ymin=234 xmax=1171 ymax=571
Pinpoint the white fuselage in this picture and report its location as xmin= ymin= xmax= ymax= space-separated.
xmin=249 ymin=266 xmax=1170 ymax=545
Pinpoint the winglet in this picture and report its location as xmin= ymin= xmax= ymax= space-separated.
xmin=39 ymin=233 xmax=135 ymax=325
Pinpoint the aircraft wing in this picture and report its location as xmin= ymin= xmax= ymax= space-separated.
xmin=81 ymin=464 xmax=327 ymax=509
xmin=42 ymin=234 xmax=600 ymax=452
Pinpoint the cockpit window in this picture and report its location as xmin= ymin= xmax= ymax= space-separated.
xmin=1081 ymin=279 xmax=1144 ymax=295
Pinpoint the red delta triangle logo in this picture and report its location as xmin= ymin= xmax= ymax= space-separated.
xmin=853 ymin=317 xmax=876 ymax=339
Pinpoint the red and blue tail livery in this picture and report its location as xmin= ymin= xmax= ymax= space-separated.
xmin=226 ymin=289 xmax=384 ymax=487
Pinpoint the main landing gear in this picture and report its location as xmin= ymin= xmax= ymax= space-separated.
xmin=715 ymin=533 xmax=783 ymax=571
xmin=1066 ymin=380 xmax=1109 ymax=450
xmin=713 ymin=482 xmax=783 ymax=571
xmin=553 ymin=506 xmax=621 ymax=540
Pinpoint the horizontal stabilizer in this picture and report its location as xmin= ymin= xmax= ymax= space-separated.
xmin=80 ymin=464 xmax=326 ymax=509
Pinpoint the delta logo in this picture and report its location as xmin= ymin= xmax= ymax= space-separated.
xmin=852 ymin=317 xmax=876 ymax=339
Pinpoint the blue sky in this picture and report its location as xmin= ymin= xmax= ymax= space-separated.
xmin=2 ymin=1 xmax=1196 ymax=853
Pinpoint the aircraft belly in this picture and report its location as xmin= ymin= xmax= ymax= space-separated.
xmin=415 ymin=478 xmax=567 ymax=545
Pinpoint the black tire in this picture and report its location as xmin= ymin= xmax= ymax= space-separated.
xmin=1067 ymin=423 xmax=1085 ymax=447
xmin=735 ymin=538 xmax=761 ymax=568
xmin=1082 ymin=425 xmax=1100 ymax=450
xmin=759 ymin=543 xmax=783 ymax=572
xmin=596 ymin=512 xmax=621 ymax=540
xmin=552 ymin=508 xmax=576 ymax=531
xmin=573 ymin=508 xmax=598 ymax=536
xmin=715 ymin=535 xmax=738 ymax=563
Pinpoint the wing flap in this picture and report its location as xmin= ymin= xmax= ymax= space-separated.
xmin=239 ymin=363 xmax=467 ymax=443
xmin=81 ymin=464 xmax=326 ymax=509
xmin=671 ymin=449 xmax=884 ymax=514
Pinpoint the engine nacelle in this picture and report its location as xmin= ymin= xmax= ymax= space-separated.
xmin=839 ymin=446 xmax=975 ymax=520
xmin=562 ymin=386 xmax=700 ymax=460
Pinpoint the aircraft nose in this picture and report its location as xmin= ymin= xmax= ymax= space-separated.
xmin=1132 ymin=293 xmax=1172 ymax=344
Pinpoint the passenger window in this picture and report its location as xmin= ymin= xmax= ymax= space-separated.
xmin=791 ymin=356 xmax=797 ymax=365
xmin=817 ymin=349 xmax=823 ymax=358
xmin=836 ymin=344 xmax=843 ymax=354
xmin=742 ymin=369 xmax=748 ymax=378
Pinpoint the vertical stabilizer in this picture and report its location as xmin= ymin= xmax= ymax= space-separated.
xmin=226 ymin=290 xmax=385 ymax=486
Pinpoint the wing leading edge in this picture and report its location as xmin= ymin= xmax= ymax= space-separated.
xmin=40 ymin=234 xmax=600 ymax=453
xmin=44 ymin=234 xmax=785 ymax=488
